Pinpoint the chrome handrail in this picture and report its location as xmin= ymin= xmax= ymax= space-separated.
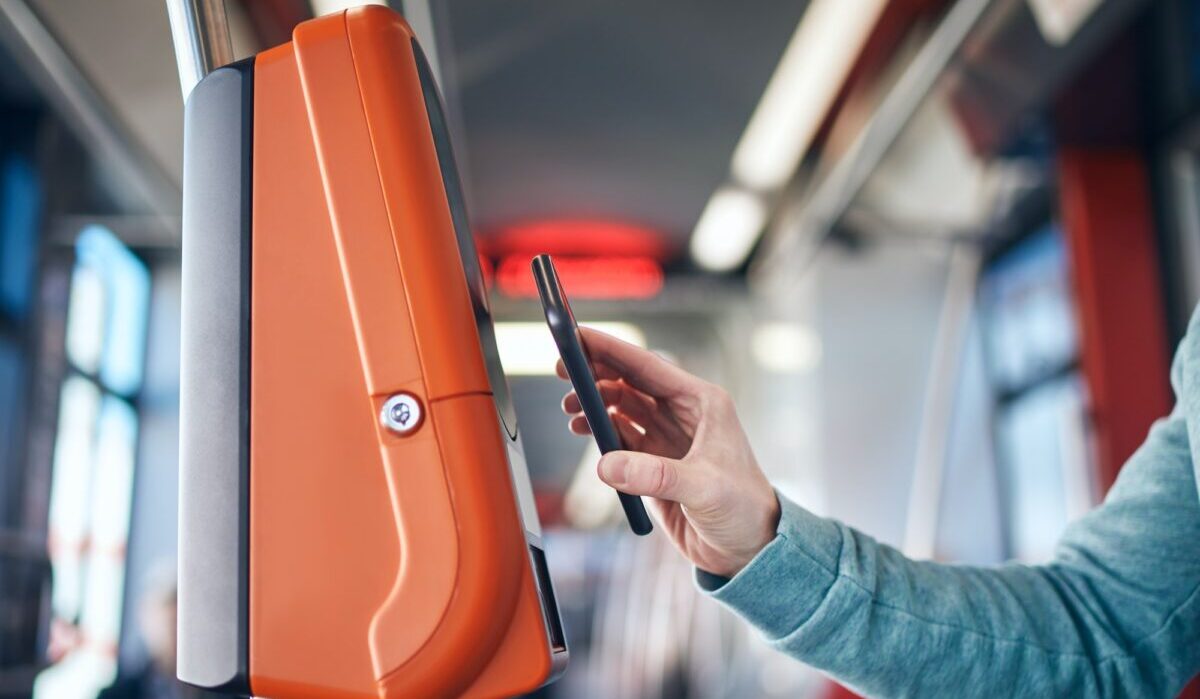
xmin=165 ymin=0 xmax=234 ymax=101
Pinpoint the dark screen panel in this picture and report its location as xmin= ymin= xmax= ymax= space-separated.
xmin=413 ymin=40 xmax=518 ymax=440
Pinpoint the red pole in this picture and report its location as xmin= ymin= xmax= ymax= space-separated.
xmin=1057 ymin=149 xmax=1173 ymax=493
xmin=1058 ymin=148 xmax=1194 ymax=698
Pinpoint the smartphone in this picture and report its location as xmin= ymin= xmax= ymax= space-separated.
xmin=532 ymin=254 xmax=654 ymax=536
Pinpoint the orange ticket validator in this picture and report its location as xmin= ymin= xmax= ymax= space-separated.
xmin=176 ymin=7 xmax=567 ymax=698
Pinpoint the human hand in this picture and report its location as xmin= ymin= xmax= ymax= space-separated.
xmin=560 ymin=328 xmax=781 ymax=577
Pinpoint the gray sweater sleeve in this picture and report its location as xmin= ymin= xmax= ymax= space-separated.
xmin=699 ymin=318 xmax=1200 ymax=698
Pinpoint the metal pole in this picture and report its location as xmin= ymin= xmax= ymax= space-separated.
xmin=165 ymin=0 xmax=234 ymax=101
xmin=902 ymin=242 xmax=981 ymax=559
xmin=750 ymin=0 xmax=995 ymax=288
xmin=400 ymin=0 xmax=443 ymax=87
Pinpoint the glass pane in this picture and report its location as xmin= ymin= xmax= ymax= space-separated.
xmin=72 ymin=225 xmax=150 ymax=395
xmin=996 ymin=375 xmax=1091 ymax=561
xmin=0 ymin=339 xmax=23 ymax=473
xmin=84 ymin=398 xmax=138 ymax=646
xmin=81 ymin=396 xmax=136 ymax=641
xmin=41 ymin=386 xmax=140 ymax=697
xmin=80 ymin=553 xmax=126 ymax=648
xmin=89 ymin=396 xmax=138 ymax=549
xmin=41 ymin=227 xmax=148 ymax=698
xmin=47 ymin=376 xmax=101 ymax=620
xmin=979 ymin=226 xmax=1077 ymax=390
xmin=33 ymin=643 xmax=117 ymax=699
xmin=0 ymin=154 xmax=40 ymax=320
xmin=64 ymin=265 xmax=105 ymax=376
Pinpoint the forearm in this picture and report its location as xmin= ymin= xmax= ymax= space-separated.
xmin=699 ymin=494 xmax=1199 ymax=698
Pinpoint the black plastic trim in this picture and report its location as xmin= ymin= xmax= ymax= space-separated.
xmin=528 ymin=546 xmax=567 ymax=655
xmin=410 ymin=39 xmax=520 ymax=443
xmin=176 ymin=56 xmax=254 ymax=697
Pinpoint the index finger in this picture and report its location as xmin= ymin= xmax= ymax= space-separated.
xmin=574 ymin=327 xmax=702 ymax=400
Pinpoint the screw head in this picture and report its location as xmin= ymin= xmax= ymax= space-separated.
xmin=380 ymin=393 xmax=423 ymax=435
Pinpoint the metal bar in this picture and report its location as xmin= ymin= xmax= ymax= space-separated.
xmin=751 ymin=0 xmax=996 ymax=288
xmin=753 ymin=0 xmax=1150 ymax=292
xmin=396 ymin=0 xmax=482 ymax=211
xmin=166 ymin=0 xmax=234 ymax=101
xmin=399 ymin=0 xmax=443 ymax=87
xmin=902 ymin=243 xmax=980 ymax=559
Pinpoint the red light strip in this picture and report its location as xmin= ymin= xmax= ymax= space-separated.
xmin=495 ymin=254 xmax=664 ymax=299
xmin=481 ymin=219 xmax=672 ymax=259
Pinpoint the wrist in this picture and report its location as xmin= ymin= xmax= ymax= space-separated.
xmin=747 ymin=489 xmax=782 ymax=561
xmin=718 ymin=489 xmax=782 ymax=577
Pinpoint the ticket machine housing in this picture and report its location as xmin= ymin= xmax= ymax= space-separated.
xmin=176 ymin=7 xmax=568 ymax=698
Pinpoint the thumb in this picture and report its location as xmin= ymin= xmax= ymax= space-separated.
xmin=598 ymin=451 xmax=696 ymax=506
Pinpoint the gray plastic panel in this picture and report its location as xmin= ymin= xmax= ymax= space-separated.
xmin=176 ymin=59 xmax=252 ymax=695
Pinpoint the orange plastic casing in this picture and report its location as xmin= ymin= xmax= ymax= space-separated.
xmin=247 ymin=7 xmax=560 ymax=698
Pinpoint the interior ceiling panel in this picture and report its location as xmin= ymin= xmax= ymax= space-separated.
xmin=19 ymin=0 xmax=809 ymax=251
xmin=29 ymin=0 xmax=185 ymax=187
xmin=445 ymin=0 xmax=809 ymax=246
xmin=0 ymin=39 xmax=40 ymax=106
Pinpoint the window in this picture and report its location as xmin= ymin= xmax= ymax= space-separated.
xmin=979 ymin=224 xmax=1095 ymax=561
xmin=0 ymin=150 xmax=46 ymax=684
xmin=0 ymin=153 xmax=39 ymax=322
xmin=35 ymin=226 xmax=149 ymax=699
xmin=0 ymin=152 xmax=38 ymax=508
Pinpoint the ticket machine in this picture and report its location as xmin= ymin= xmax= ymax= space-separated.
xmin=173 ymin=6 xmax=568 ymax=697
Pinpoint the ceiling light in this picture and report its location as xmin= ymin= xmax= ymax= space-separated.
xmin=751 ymin=321 xmax=821 ymax=374
xmin=1027 ymin=0 xmax=1103 ymax=45
xmin=689 ymin=187 xmax=768 ymax=272
xmin=494 ymin=322 xmax=646 ymax=376
xmin=310 ymin=0 xmax=386 ymax=17
xmin=731 ymin=0 xmax=888 ymax=191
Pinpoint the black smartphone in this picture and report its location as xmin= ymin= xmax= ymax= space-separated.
xmin=532 ymin=254 xmax=654 ymax=536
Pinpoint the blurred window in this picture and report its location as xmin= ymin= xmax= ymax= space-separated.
xmin=979 ymin=224 xmax=1094 ymax=561
xmin=993 ymin=376 xmax=1090 ymax=561
xmin=0 ymin=152 xmax=38 ymax=509
xmin=0 ymin=142 xmax=47 ymax=694
xmin=0 ymin=154 xmax=39 ymax=321
xmin=1149 ymin=0 xmax=1200 ymax=336
xmin=980 ymin=229 xmax=1076 ymax=391
xmin=35 ymin=226 xmax=149 ymax=699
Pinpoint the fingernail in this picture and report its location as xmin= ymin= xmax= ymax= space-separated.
xmin=599 ymin=456 xmax=626 ymax=487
